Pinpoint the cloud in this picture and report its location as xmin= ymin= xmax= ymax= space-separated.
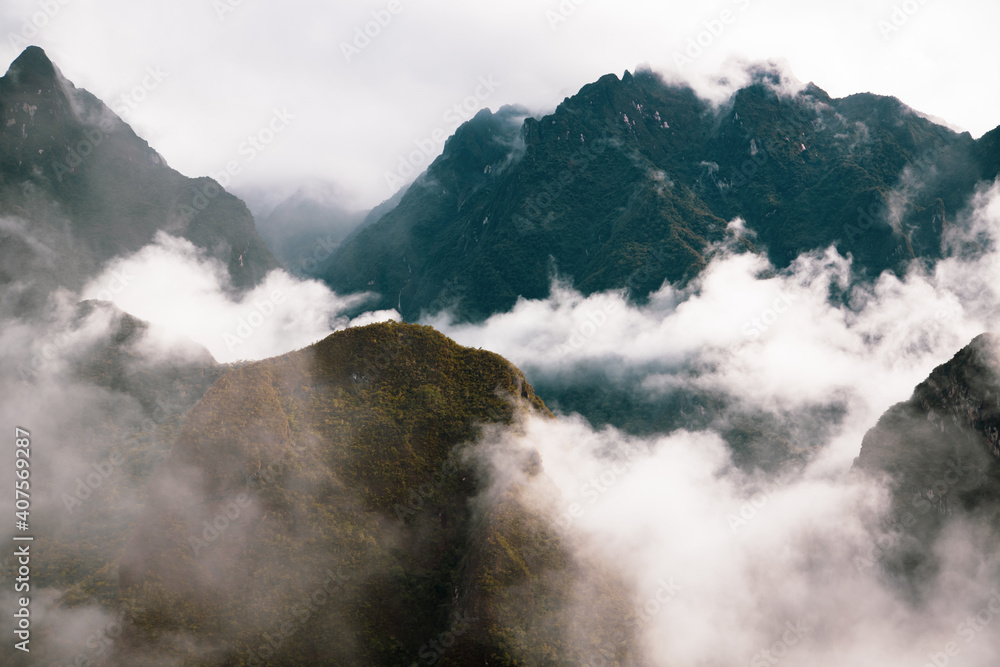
xmin=0 ymin=290 xmax=193 ymax=663
xmin=80 ymin=231 xmax=383 ymax=363
xmin=27 ymin=155 xmax=991 ymax=664
xmin=430 ymin=181 xmax=1000 ymax=442
xmin=428 ymin=180 xmax=1000 ymax=663
xmin=3 ymin=86 xmax=1000 ymax=663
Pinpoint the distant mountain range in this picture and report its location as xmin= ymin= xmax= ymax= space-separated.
xmin=324 ymin=66 xmax=1000 ymax=321
xmin=9 ymin=47 xmax=997 ymax=326
xmin=253 ymin=184 xmax=404 ymax=278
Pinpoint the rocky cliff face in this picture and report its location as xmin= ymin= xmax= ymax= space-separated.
xmin=325 ymin=66 xmax=999 ymax=321
xmin=855 ymin=334 xmax=1000 ymax=588
xmin=0 ymin=47 xmax=279 ymax=313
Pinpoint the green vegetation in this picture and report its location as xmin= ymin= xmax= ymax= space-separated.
xmin=107 ymin=322 xmax=631 ymax=665
xmin=325 ymin=68 xmax=998 ymax=322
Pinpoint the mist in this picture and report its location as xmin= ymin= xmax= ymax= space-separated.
xmin=80 ymin=231 xmax=398 ymax=363
xmin=3 ymin=106 xmax=1000 ymax=666
xmin=422 ymin=180 xmax=1000 ymax=664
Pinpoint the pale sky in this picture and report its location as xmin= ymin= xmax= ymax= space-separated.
xmin=2 ymin=0 xmax=998 ymax=211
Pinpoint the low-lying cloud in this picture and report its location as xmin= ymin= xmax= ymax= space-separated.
xmin=80 ymin=231 xmax=398 ymax=363
xmin=471 ymin=412 xmax=1000 ymax=664
xmin=429 ymin=182 xmax=1000 ymax=458
xmin=428 ymin=181 xmax=1000 ymax=663
xmin=5 ymin=165 xmax=1000 ymax=664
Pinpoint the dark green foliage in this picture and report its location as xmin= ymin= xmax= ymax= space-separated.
xmin=112 ymin=322 xmax=630 ymax=665
xmin=325 ymin=67 xmax=1000 ymax=322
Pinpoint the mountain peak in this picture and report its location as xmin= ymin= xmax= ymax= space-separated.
xmin=4 ymin=45 xmax=58 ymax=87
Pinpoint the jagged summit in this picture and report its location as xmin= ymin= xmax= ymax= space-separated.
xmin=325 ymin=66 xmax=999 ymax=321
xmin=0 ymin=47 xmax=279 ymax=307
xmin=3 ymin=45 xmax=59 ymax=87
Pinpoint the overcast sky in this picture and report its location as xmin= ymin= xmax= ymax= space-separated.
xmin=3 ymin=0 xmax=998 ymax=211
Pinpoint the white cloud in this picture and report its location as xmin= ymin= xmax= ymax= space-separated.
xmin=469 ymin=408 xmax=1000 ymax=665
xmin=432 ymin=179 xmax=1000 ymax=469
xmin=414 ymin=176 xmax=1000 ymax=665
xmin=80 ymin=232 xmax=381 ymax=363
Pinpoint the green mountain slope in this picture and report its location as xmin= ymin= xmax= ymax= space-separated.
xmin=325 ymin=67 xmax=1000 ymax=321
xmin=113 ymin=322 xmax=629 ymax=665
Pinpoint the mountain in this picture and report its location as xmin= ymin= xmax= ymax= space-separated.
xmin=68 ymin=299 xmax=222 ymax=414
xmin=324 ymin=66 xmax=999 ymax=322
xmin=253 ymin=185 xmax=367 ymax=277
xmin=0 ymin=301 xmax=224 ymax=660
xmin=110 ymin=322 xmax=630 ymax=665
xmin=854 ymin=334 xmax=1000 ymax=589
xmin=0 ymin=46 xmax=279 ymax=312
